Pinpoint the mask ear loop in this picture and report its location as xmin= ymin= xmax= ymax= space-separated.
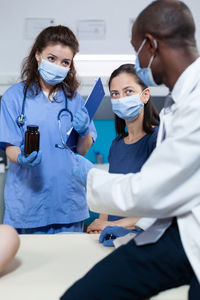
xmin=40 ymin=55 xmax=43 ymax=62
xmin=139 ymin=91 xmax=145 ymax=105
xmin=136 ymin=38 xmax=147 ymax=56
xmin=148 ymin=40 xmax=158 ymax=68
xmin=36 ymin=55 xmax=43 ymax=68
xmin=153 ymin=39 xmax=158 ymax=48
xmin=139 ymin=88 xmax=150 ymax=105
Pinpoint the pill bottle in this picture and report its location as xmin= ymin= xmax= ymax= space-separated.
xmin=24 ymin=125 xmax=40 ymax=155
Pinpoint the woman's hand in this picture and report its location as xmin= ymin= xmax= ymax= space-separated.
xmin=73 ymin=154 xmax=95 ymax=186
xmin=73 ymin=106 xmax=94 ymax=155
xmin=17 ymin=145 xmax=42 ymax=168
xmin=87 ymin=218 xmax=115 ymax=234
xmin=72 ymin=106 xmax=90 ymax=137
xmin=6 ymin=144 xmax=42 ymax=167
xmin=99 ymin=226 xmax=135 ymax=247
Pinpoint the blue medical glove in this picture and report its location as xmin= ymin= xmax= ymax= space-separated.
xmin=17 ymin=145 xmax=42 ymax=168
xmin=73 ymin=154 xmax=95 ymax=186
xmin=72 ymin=106 xmax=90 ymax=137
xmin=99 ymin=226 xmax=138 ymax=247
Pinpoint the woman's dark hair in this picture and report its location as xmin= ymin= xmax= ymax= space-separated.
xmin=108 ymin=63 xmax=160 ymax=137
xmin=21 ymin=25 xmax=79 ymax=98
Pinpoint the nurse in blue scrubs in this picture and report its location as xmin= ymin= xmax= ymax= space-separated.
xmin=0 ymin=25 xmax=97 ymax=234
xmin=87 ymin=64 xmax=159 ymax=234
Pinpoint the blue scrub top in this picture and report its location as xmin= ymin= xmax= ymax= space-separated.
xmin=0 ymin=82 xmax=97 ymax=228
xmin=108 ymin=126 xmax=158 ymax=221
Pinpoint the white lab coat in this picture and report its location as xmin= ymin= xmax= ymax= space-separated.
xmin=87 ymin=57 xmax=200 ymax=283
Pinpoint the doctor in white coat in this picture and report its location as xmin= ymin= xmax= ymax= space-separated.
xmin=61 ymin=1 xmax=200 ymax=299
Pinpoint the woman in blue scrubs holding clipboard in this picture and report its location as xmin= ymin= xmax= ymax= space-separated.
xmin=0 ymin=25 xmax=97 ymax=234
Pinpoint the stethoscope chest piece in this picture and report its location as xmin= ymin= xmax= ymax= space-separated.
xmin=16 ymin=114 xmax=25 ymax=127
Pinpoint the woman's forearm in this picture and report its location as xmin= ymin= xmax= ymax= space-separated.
xmin=6 ymin=144 xmax=20 ymax=164
xmin=99 ymin=214 xmax=108 ymax=220
xmin=113 ymin=217 xmax=140 ymax=229
xmin=76 ymin=133 xmax=93 ymax=156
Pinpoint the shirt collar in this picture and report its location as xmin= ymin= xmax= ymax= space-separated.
xmin=171 ymin=56 xmax=200 ymax=103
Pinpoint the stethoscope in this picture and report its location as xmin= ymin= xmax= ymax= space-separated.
xmin=16 ymin=85 xmax=28 ymax=127
xmin=16 ymin=85 xmax=74 ymax=149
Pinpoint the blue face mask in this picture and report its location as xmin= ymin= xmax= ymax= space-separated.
xmin=134 ymin=39 xmax=158 ymax=87
xmin=111 ymin=94 xmax=143 ymax=122
xmin=38 ymin=59 xmax=70 ymax=85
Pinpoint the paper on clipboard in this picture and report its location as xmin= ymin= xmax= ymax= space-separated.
xmin=67 ymin=78 xmax=105 ymax=152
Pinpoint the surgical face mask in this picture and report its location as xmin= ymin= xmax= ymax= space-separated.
xmin=134 ymin=39 xmax=158 ymax=87
xmin=111 ymin=94 xmax=143 ymax=122
xmin=38 ymin=59 xmax=70 ymax=85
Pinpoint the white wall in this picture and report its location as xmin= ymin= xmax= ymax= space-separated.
xmin=0 ymin=0 xmax=145 ymax=74
xmin=0 ymin=0 xmax=200 ymax=95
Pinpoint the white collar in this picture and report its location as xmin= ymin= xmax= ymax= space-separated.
xmin=43 ymin=90 xmax=57 ymax=102
xmin=171 ymin=57 xmax=200 ymax=103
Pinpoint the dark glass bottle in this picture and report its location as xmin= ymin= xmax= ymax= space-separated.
xmin=24 ymin=125 xmax=40 ymax=155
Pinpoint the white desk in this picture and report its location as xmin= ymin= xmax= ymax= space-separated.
xmin=0 ymin=234 xmax=188 ymax=300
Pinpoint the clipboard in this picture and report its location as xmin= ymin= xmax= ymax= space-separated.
xmin=67 ymin=78 xmax=105 ymax=152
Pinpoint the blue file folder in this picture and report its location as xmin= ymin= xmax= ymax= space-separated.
xmin=67 ymin=78 xmax=105 ymax=152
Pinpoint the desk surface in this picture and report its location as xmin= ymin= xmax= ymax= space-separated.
xmin=0 ymin=234 xmax=113 ymax=300
xmin=0 ymin=234 xmax=188 ymax=300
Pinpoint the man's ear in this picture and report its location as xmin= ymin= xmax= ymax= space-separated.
xmin=144 ymin=33 xmax=158 ymax=55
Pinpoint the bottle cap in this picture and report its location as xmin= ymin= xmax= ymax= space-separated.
xmin=27 ymin=125 xmax=39 ymax=131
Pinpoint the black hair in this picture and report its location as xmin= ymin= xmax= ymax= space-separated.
xmin=108 ymin=64 xmax=160 ymax=137
xmin=136 ymin=0 xmax=196 ymax=48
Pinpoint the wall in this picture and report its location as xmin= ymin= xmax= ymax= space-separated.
xmin=0 ymin=0 xmax=144 ymax=87
xmin=85 ymin=120 xmax=115 ymax=163
xmin=0 ymin=0 xmax=200 ymax=95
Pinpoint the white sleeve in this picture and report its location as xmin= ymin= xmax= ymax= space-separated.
xmin=87 ymin=92 xmax=200 ymax=219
